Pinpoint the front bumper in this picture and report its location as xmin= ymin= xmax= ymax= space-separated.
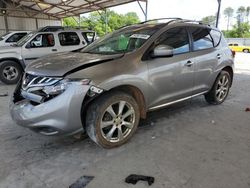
xmin=10 ymin=82 xmax=90 ymax=136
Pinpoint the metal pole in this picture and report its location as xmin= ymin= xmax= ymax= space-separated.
xmin=3 ymin=14 xmax=8 ymax=33
xmin=216 ymin=0 xmax=221 ymax=28
xmin=105 ymin=9 xmax=107 ymax=34
xmin=145 ymin=0 xmax=148 ymax=21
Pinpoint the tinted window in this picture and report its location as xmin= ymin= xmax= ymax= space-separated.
xmin=30 ymin=34 xmax=54 ymax=48
xmin=190 ymin=27 xmax=213 ymax=51
xmin=157 ymin=27 xmax=190 ymax=55
xmin=210 ymin=29 xmax=221 ymax=47
xmin=82 ymin=32 xmax=95 ymax=44
xmin=58 ymin=32 xmax=80 ymax=46
xmin=6 ymin=33 xmax=27 ymax=43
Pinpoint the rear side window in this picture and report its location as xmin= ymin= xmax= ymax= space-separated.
xmin=82 ymin=32 xmax=95 ymax=44
xmin=210 ymin=29 xmax=221 ymax=47
xmin=189 ymin=27 xmax=213 ymax=51
xmin=6 ymin=33 xmax=27 ymax=43
xmin=157 ymin=27 xmax=190 ymax=55
xmin=58 ymin=32 xmax=80 ymax=46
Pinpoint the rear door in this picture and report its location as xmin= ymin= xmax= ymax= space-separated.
xmin=57 ymin=32 xmax=85 ymax=52
xmin=188 ymin=27 xmax=222 ymax=94
xmin=146 ymin=27 xmax=196 ymax=108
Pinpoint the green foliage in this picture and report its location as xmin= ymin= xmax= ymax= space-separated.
xmin=202 ymin=15 xmax=216 ymax=26
xmin=63 ymin=10 xmax=140 ymax=36
xmin=223 ymin=22 xmax=250 ymax=38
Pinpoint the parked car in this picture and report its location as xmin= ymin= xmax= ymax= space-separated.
xmin=0 ymin=31 xmax=29 ymax=47
xmin=10 ymin=18 xmax=234 ymax=148
xmin=0 ymin=29 xmax=96 ymax=84
xmin=228 ymin=43 xmax=250 ymax=53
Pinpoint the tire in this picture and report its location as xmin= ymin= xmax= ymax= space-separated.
xmin=85 ymin=91 xmax=140 ymax=148
xmin=243 ymin=49 xmax=249 ymax=53
xmin=205 ymin=70 xmax=232 ymax=105
xmin=0 ymin=61 xmax=22 ymax=84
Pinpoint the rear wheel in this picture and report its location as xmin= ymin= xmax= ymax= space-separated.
xmin=243 ymin=49 xmax=249 ymax=53
xmin=85 ymin=91 xmax=140 ymax=148
xmin=0 ymin=61 xmax=22 ymax=84
xmin=205 ymin=70 xmax=232 ymax=105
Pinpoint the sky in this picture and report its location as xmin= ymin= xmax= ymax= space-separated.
xmin=106 ymin=0 xmax=250 ymax=30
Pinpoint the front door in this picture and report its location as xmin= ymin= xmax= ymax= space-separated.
xmin=22 ymin=33 xmax=58 ymax=65
xmin=146 ymin=27 xmax=195 ymax=108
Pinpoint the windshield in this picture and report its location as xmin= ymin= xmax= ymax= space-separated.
xmin=16 ymin=32 xmax=36 ymax=46
xmin=0 ymin=32 xmax=11 ymax=41
xmin=82 ymin=25 xmax=161 ymax=55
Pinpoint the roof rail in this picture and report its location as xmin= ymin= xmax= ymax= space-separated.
xmin=37 ymin=26 xmax=92 ymax=32
xmin=139 ymin=17 xmax=183 ymax=24
xmin=139 ymin=18 xmax=208 ymax=26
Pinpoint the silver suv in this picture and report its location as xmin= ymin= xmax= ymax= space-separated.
xmin=10 ymin=18 xmax=234 ymax=148
xmin=0 ymin=29 xmax=96 ymax=84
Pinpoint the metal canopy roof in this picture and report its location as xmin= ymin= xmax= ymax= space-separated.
xmin=8 ymin=0 xmax=147 ymax=19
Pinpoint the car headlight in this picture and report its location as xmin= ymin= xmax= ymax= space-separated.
xmin=43 ymin=78 xmax=90 ymax=95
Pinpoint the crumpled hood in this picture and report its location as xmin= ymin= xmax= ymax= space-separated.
xmin=0 ymin=46 xmax=21 ymax=54
xmin=26 ymin=52 xmax=124 ymax=77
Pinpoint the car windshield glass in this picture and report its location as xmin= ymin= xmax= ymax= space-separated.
xmin=82 ymin=25 xmax=160 ymax=54
xmin=16 ymin=32 xmax=35 ymax=46
xmin=0 ymin=32 xmax=11 ymax=41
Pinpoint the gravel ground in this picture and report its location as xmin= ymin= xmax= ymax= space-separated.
xmin=0 ymin=53 xmax=250 ymax=188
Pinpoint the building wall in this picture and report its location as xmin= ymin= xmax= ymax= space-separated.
xmin=0 ymin=16 xmax=61 ymax=35
xmin=226 ymin=38 xmax=250 ymax=46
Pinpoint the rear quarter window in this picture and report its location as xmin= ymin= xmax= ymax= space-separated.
xmin=210 ymin=29 xmax=222 ymax=47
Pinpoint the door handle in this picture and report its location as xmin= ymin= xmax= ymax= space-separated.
xmin=217 ymin=54 xmax=222 ymax=59
xmin=185 ymin=60 xmax=194 ymax=67
xmin=52 ymin=49 xmax=57 ymax=52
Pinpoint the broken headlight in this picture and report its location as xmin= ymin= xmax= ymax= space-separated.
xmin=43 ymin=78 xmax=90 ymax=95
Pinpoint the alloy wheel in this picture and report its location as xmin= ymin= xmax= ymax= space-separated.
xmin=100 ymin=101 xmax=135 ymax=143
xmin=216 ymin=75 xmax=229 ymax=102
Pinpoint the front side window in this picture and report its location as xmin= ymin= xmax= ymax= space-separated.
xmin=156 ymin=27 xmax=190 ymax=55
xmin=82 ymin=25 xmax=162 ymax=55
xmin=190 ymin=27 xmax=214 ymax=51
xmin=29 ymin=34 xmax=54 ymax=48
xmin=58 ymin=32 xmax=80 ymax=46
xmin=6 ymin=33 xmax=27 ymax=43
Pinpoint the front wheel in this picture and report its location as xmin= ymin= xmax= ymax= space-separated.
xmin=205 ymin=70 xmax=232 ymax=105
xmin=0 ymin=61 xmax=22 ymax=84
xmin=85 ymin=91 xmax=140 ymax=148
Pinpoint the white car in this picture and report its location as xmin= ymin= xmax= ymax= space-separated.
xmin=0 ymin=31 xmax=30 ymax=47
xmin=0 ymin=29 xmax=96 ymax=84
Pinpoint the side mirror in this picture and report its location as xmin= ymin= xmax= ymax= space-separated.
xmin=151 ymin=45 xmax=173 ymax=58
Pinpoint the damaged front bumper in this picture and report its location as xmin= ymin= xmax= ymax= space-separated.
xmin=10 ymin=78 xmax=93 ymax=136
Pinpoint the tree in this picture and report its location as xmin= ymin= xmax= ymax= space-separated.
xmin=223 ymin=22 xmax=250 ymax=38
xmin=223 ymin=7 xmax=234 ymax=30
xmin=237 ymin=6 xmax=246 ymax=25
xmin=63 ymin=10 xmax=140 ymax=36
xmin=202 ymin=15 xmax=216 ymax=26
xmin=246 ymin=6 xmax=250 ymax=22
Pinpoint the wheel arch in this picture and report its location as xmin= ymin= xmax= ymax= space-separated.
xmin=108 ymin=85 xmax=147 ymax=119
xmin=221 ymin=66 xmax=233 ymax=87
xmin=0 ymin=58 xmax=25 ymax=71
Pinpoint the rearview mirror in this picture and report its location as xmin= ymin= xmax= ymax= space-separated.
xmin=151 ymin=45 xmax=173 ymax=58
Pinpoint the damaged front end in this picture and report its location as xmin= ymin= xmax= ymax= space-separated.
xmin=10 ymin=73 xmax=104 ymax=136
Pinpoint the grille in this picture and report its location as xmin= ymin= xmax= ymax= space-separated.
xmin=22 ymin=73 xmax=61 ymax=90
